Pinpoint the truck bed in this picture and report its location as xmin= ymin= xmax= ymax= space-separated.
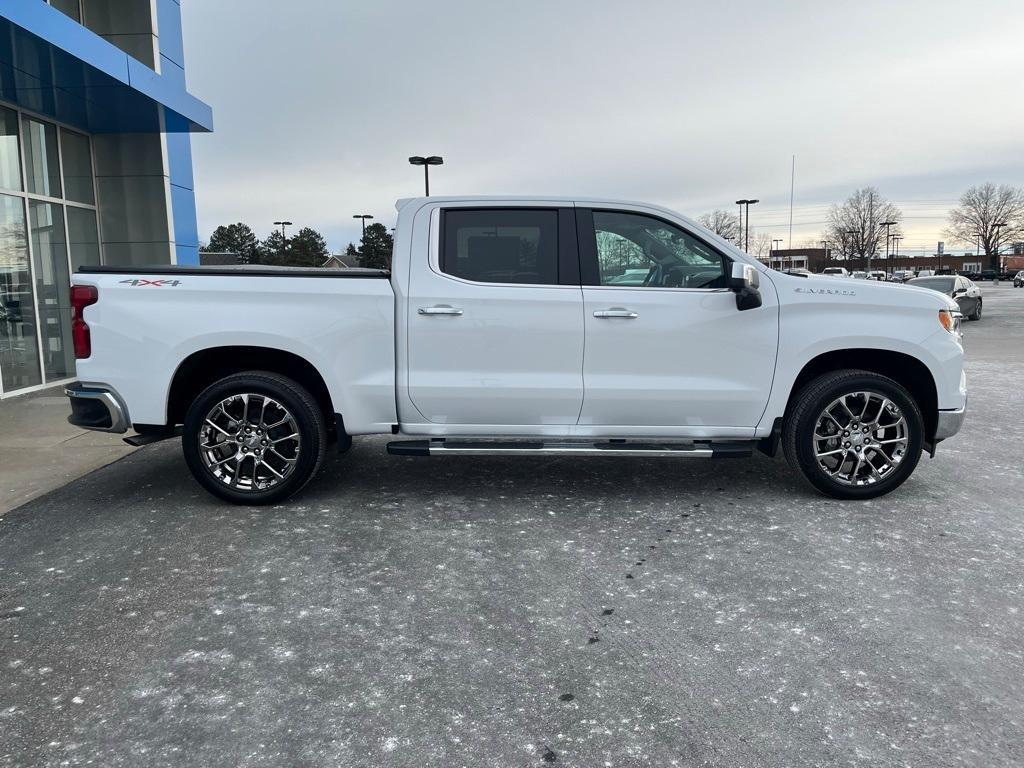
xmin=78 ymin=265 xmax=390 ymax=279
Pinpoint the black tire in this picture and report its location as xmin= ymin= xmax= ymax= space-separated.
xmin=183 ymin=371 xmax=327 ymax=505
xmin=783 ymin=369 xmax=924 ymax=500
xmin=969 ymin=299 xmax=982 ymax=321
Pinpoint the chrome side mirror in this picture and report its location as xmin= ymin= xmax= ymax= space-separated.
xmin=729 ymin=262 xmax=762 ymax=311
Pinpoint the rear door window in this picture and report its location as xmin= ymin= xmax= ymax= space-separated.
xmin=441 ymin=209 xmax=559 ymax=285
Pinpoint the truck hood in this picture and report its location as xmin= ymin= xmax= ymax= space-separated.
xmin=772 ymin=273 xmax=959 ymax=312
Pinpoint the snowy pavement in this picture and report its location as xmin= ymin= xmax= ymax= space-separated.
xmin=1 ymin=284 xmax=1023 ymax=767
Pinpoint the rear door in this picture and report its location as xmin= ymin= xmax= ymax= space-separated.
xmin=405 ymin=206 xmax=585 ymax=426
xmin=576 ymin=207 xmax=778 ymax=432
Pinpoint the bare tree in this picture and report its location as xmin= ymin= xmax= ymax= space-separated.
xmin=697 ymin=210 xmax=740 ymax=244
xmin=748 ymin=231 xmax=772 ymax=261
xmin=944 ymin=183 xmax=1024 ymax=271
xmin=826 ymin=187 xmax=902 ymax=270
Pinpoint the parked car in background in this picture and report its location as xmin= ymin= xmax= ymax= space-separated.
xmin=975 ymin=270 xmax=998 ymax=281
xmin=1014 ymin=271 xmax=1024 ymax=288
xmin=821 ymin=267 xmax=849 ymax=277
xmin=908 ymin=275 xmax=983 ymax=320
xmin=64 ymin=195 xmax=967 ymax=504
xmin=868 ymin=270 xmax=888 ymax=281
xmin=916 ymin=269 xmax=935 ymax=279
xmin=891 ymin=270 xmax=913 ymax=282
xmin=851 ymin=270 xmax=868 ymax=279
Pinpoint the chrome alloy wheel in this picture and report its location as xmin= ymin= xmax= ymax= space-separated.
xmin=811 ymin=391 xmax=909 ymax=487
xmin=198 ymin=393 xmax=301 ymax=492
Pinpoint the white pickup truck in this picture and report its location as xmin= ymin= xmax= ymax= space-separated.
xmin=66 ymin=197 xmax=967 ymax=504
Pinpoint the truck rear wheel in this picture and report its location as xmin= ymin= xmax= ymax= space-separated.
xmin=783 ymin=370 xmax=924 ymax=500
xmin=182 ymin=371 xmax=327 ymax=505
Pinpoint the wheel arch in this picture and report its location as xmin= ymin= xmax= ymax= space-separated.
xmin=785 ymin=349 xmax=939 ymax=442
xmin=166 ymin=346 xmax=336 ymax=438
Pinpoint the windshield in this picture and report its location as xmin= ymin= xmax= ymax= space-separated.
xmin=910 ymin=277 xmax=955 ymax=292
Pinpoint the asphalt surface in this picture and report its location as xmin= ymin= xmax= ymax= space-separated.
xmin=2 ymin=284 xmax=1023 ymax=768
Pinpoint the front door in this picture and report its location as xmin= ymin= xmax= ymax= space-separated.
xmin=406 ymin=206 xmax=584 ymax=426
xmin=576 ymin=207 xmax=778 ymax=431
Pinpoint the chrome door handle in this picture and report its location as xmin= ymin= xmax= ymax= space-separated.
xmin=593 ymin=309 xmax=638 ymax=319
xmin=418 ymin=306 xmax=463 ymax=316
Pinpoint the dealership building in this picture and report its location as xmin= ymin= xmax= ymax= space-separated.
xmin=0 ymin=0 xmax=212 ymax=398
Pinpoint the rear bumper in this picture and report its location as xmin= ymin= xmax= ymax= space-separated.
xmin=934 ymin=402 xmax=966 ymax=441
xmin=65 ymin=383 xmax=130 ymax=434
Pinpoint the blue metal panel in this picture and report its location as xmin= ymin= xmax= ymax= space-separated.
xmin=156 ymin=0 xmax=185 ymax=68
xmin=176 ymin=243 xmax=200 ymax=266
xmin=170 ymin=182 xmax=199 ymax=248
xmin=0 ymin=3 xmax=212 ymax=133
xmin=166 ymin=132 xmax=194 ymax=191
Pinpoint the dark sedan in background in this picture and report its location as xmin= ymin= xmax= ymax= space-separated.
xmin=908 ymin=275 xmax=983 ymax=320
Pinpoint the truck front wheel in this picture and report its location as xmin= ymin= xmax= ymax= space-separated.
xmin=182 ymin=371 xmax=327 ymax=505
xmin=783 ymin=370 xmax=924 ymax=500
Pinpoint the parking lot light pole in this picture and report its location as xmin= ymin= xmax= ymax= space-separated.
xmin=992 ymin=222 xmax=1008 ymax=273
xmin=352 ymin=214 xmax=374 ymax=236
xmin=409 ymin=156 xmax=443 ymax=196
xmin=735 ymin=199 xmax=759 ymax=252
xmin=891 ymin=235 xmax=903 ymax=260
xmin=273 ymin=220 xmax=293 ymax=240
xmin=879 ymin=221 xmax=896 ymax=267
xmin=772 ymin=238 xmax=783 ymax=269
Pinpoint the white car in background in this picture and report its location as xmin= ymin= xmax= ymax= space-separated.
xmin=851 ymin=271 xmax=868 ymax=279
xmin=821 ymin=267 xmax=850 ymax=277
xmin=868 ymin=270 xmax=888 ymax=281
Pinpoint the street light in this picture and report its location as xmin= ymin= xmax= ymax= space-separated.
xmin=735 ymin=198 xmax=759 ymax=252
xmin=879 ymin=221 xmax=896 ymax=266
xmin=352 ymin=214 xmax=374 ymax=236
xmin=273 ymin=220 xmax=293 ymax=240
xmin=891 ymin=234 xmax=903 ymax=260
xmin=993 ymin=222 xmax=1008 ymax=273
xmin=408 ymin=155 xmax=443 ymax=196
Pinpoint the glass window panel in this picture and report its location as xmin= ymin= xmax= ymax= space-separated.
xmin=60 ymin=129 xmax=94 ymax=204
xmin=441 ymin=209 xmax=559 ymax=285
xmin=49 ymin=0 xmax=82 ymax=22
xmin=29 ymin=201 xmax=74 ymax=382
xmin=0 ymin=108 xmax=21 ymax=193
xmin=67 ymin=207 xmax=101 ymax=272
xmin=0 ymin=194 xmax=42 ymax=391
xmin=593 ymin=211 xmax=727 ymax=289
xmin=22 ymin=117 xmax=62 ymax=198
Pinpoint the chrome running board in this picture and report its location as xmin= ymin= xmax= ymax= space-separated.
xmin=387 ymin=439 xmax=753 ymax=458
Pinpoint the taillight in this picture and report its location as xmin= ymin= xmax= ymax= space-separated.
xmin=70 ymin=284 xmax=98 ymax=359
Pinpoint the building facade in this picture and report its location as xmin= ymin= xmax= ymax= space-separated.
xmin=0 ymin=0 xmax=212 ymax=397
xmin=767 ymin=248 xmax=986 ymax=275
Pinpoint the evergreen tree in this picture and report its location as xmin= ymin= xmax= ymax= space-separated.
xmin=357 ymin=222 xmax=393 ymax=269
xmin=288 ymin=227 xmax=330 ymax=267
xmin=258 ymin=230 xmax=289 ymax=265
xmin=203 ymin=223 xmax=258 ymax=263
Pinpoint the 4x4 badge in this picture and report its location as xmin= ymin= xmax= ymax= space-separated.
xmin=119 ymin=279 xmax=182 ymax=287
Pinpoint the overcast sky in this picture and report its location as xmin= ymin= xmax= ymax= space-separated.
xmin=181 ymin=0 xmax=1024 ymax=256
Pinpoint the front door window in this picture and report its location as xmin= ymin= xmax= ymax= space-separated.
xmin=593 ymin=210 xmax=727 ymax=289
